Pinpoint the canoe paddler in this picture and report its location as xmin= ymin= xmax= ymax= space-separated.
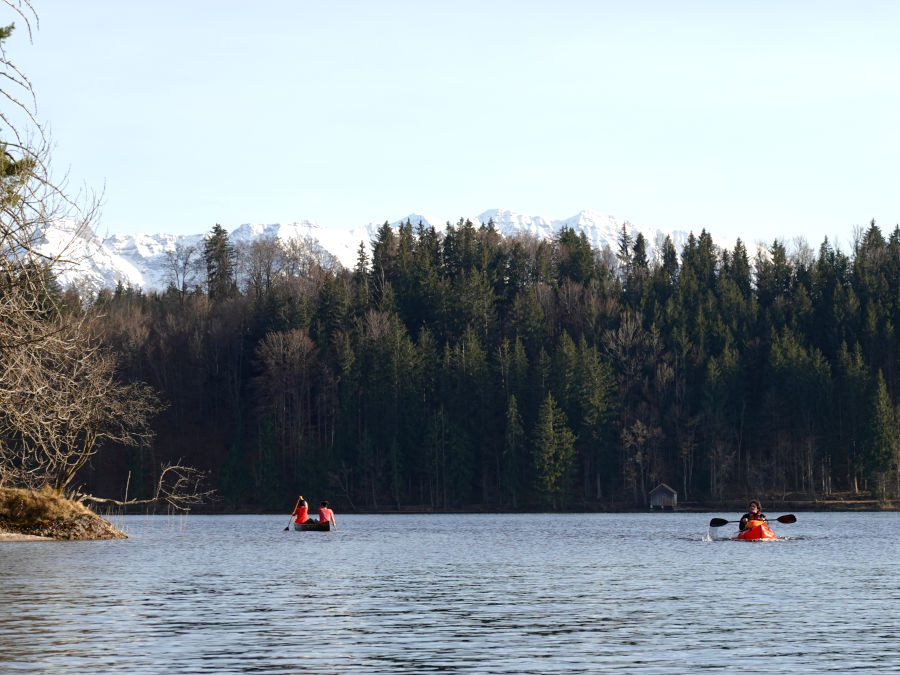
xmin=739 ymin=500 xmax=767 ymax=531
xmin=317 ymin=500 xmax=337 ymax=530
xmin=292 ymin=496 xmax=312 ymax=524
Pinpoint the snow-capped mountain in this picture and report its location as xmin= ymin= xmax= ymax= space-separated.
xmin=35 ymin=210 xmax=729 ymax=295
xmin=477 ymin=209 xmax=703 ymax=255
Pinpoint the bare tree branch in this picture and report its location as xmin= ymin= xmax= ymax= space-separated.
xmin=74 ymin=462 xmax=217 ymax=512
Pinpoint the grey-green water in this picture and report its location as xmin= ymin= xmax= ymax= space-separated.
xmin=1 ymin=512 xmax=898 ymax=673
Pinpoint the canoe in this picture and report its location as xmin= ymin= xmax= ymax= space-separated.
xmin=732 ymin=519 xmax=777 ymax=541
xmin=294 ymin=521 xmax=331 ymax=532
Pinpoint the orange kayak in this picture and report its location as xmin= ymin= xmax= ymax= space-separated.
xmin=732 ymin=519 xmax=777 ymax=541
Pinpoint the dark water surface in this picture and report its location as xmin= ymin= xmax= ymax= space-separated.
xmin=1 ymin=512 xmax=898 ymax=673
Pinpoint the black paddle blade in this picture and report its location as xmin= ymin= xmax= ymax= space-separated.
xmin=776 ymin=514 xmax=797 ymax=524
xmin=283 ymin=526 xmax=289 ymax=531
xmin=709 ymin=518 xmax=729 ymax=528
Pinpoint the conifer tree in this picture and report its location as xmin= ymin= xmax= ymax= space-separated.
xmin=203 ymin=224 xmax=237 ymax=301
xmin=616 ymin=223 xmax=633 ymax=281
xmin=532 ymin=393 xmax=576 ymax=507
xmin=502 ymin=394 xmax=525 ymax=507
xmin=865 ymin=370 xmax=898 ymax=499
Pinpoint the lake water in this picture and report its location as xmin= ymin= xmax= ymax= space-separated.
xmin=1 ymin=512 xmax=898 ymax=673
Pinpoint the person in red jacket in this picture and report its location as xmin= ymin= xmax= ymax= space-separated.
xmin=317 ymin=500 xmax=337 ymax=530
xmin=292 ymin=496 xmax=311 ymax=524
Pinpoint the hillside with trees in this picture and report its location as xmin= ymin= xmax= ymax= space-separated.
xmin=65 ymin=217 xmax=900 ymax=511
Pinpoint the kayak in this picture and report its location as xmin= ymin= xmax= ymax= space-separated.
xmin=294 ymin=521 xmax=331 ymax=532
xmin=732 ymin=519 xmax=777 ymax=541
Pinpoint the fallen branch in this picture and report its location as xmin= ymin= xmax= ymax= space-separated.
xmin=74 ymin=462 xmax=216 ymax=512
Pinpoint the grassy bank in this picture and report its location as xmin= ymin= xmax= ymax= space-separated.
xmin=0 ymin=486 xmax=127 ymax=540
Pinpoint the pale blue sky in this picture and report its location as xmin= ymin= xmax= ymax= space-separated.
xmin=11 ymin=1 xmax=900 ymax=250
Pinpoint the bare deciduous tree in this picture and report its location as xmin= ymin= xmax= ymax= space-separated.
xmin=0 ymin=7 xmax=212 ymax=508
xmin=164 ymin=240 xmax=200 ymax=297
xmin=237 ymin=235 xmax=284 ymax=299
xmin=254 ymin=328 xmax=319 ymax=466
xmin=0 ymin=318 xmax=162 ymax=491
xmin=281 ymin=235 xmax=342 ymax=277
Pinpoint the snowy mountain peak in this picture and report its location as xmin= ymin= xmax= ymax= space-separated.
xmin=230 ymin=220 xmax=323 ymax=242
xmin=35 ymin=209 xmax=730 ymax=296
xmin=477 ymin=209 xmax=555 ymax=235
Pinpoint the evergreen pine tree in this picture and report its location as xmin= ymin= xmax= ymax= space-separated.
xmin=502 ymin=394 xmax=525 ymax=508
xmin=865 ymin=370 xmax=898 ymax=499
xmin=203 ymin=223 xmax=237 ymax=301
xmin=532 ymin=393 xmax=577 ymax=508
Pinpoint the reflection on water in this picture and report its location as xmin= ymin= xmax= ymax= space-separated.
xmin=1 ymin=512 xmax=898 ymax=673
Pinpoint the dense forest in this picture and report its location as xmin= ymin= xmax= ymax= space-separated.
xmin=62 ymin=218 xmax=900 ymax=511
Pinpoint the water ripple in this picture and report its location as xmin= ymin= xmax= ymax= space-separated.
xmin=1 ymin=512 xmax=898 ymax=673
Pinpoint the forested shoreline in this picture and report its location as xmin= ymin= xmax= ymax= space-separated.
xmin=59 ymin=217 xmax=899 ymax=512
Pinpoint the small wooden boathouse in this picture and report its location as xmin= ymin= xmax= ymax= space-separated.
xmin=649 ymin=483 xmax=678 ymax=510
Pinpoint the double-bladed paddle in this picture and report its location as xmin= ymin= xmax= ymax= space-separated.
xmin=708 ymin=514 xmax=797 ymax=528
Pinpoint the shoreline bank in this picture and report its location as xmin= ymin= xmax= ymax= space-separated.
xmin=0 ymin=487 xmax=128 ymax=542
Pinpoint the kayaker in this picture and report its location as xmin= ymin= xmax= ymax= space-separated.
xmin=292 ymin=496 xmax=312 ymax=524
xmin=317 ymin=500 xmax=338 ymax=530
xmin=739 ymin=500 xmax=767 ymax=531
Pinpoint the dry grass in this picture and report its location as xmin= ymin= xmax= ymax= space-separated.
xmin=0 ymin=486 xmax=93 ymax=530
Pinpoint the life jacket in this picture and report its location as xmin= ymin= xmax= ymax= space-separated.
xmin=740 ymin=512 xmax=766 ymax=530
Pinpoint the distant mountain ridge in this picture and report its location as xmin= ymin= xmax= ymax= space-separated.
xmin=36 ymin=209 xmax=730 ymax=294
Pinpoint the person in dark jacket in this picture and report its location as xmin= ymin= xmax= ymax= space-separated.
xmin=739 ymin=500 xmax=767 ymax=531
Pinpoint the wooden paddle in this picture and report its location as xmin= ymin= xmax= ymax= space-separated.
xmin=284 ymin=495 xmax=302 ymax=531
xmin=709 ymin=514 xmax=797 ymax=528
